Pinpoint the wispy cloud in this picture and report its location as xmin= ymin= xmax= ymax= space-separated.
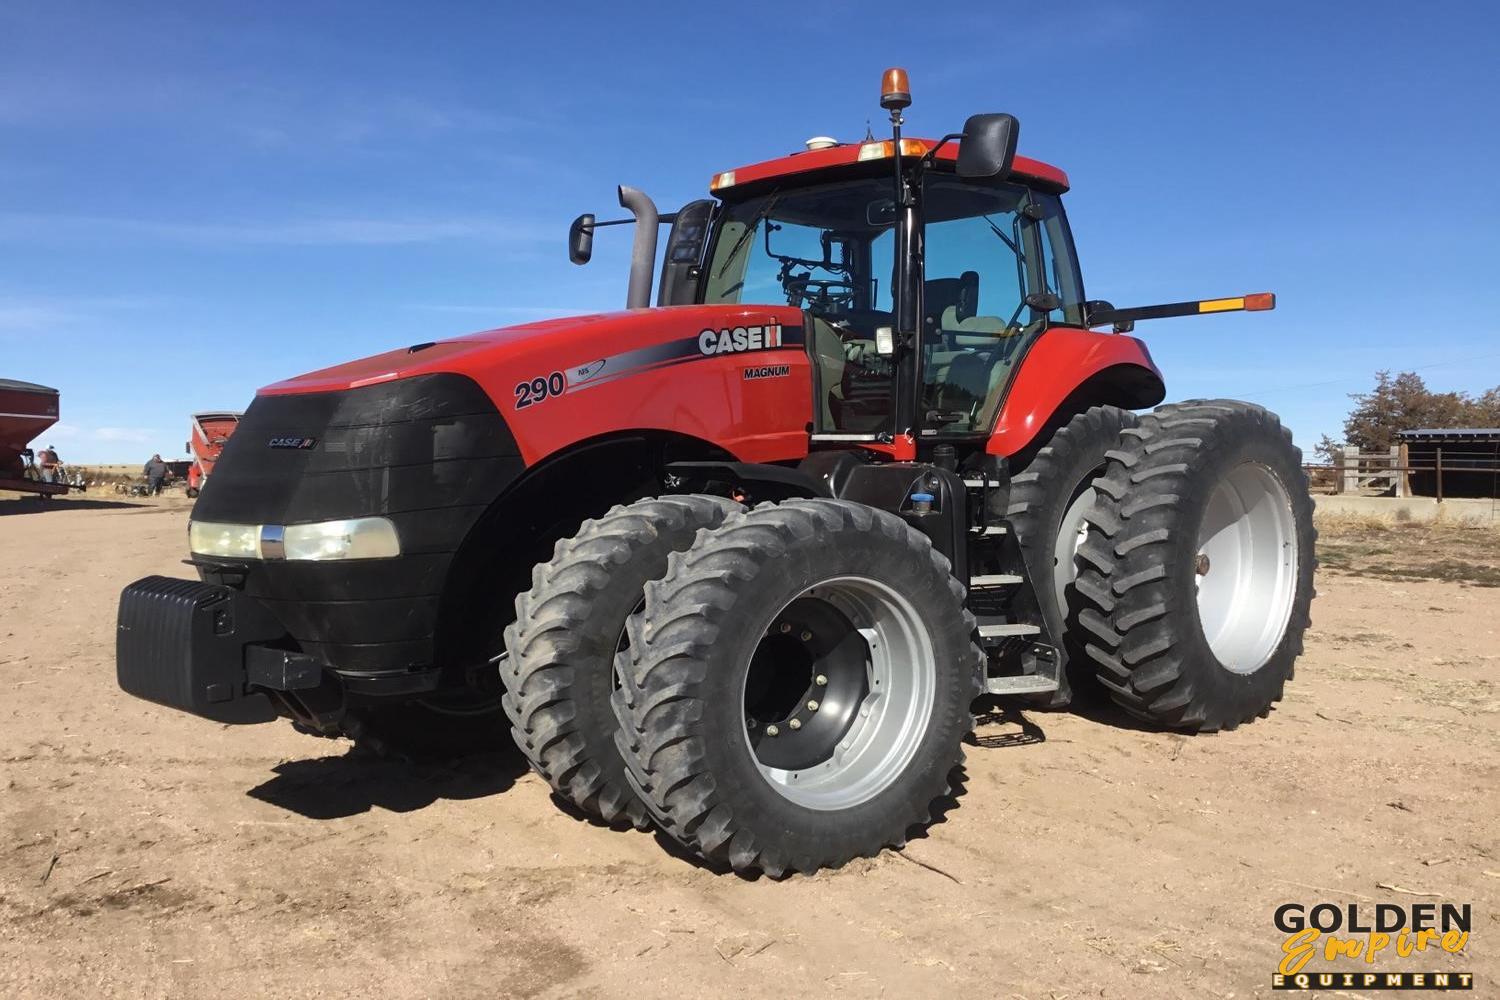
xmin=0 ymin=293 xmax=174 ymax=333
xmin=46 ymin=423 xmax=158 ymax=446
xmin=409 ymin=304 xmax=580 ymax=319
xmin=0 ymin=213 xmax=552 ymax=248
xmin=0 ymin=302 xmax=76 ymax=332
xmin=231 ymin=94 xmax=537 ymax=154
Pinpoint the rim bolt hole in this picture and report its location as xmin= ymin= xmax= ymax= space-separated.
xmin=778 ymin=622 xmax=792 ymax=634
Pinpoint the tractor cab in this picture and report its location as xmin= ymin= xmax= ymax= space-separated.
xmin=571 ymin=79 xmax=1118 ymax=467
xmin=696 ymin=150 xmax=1081 ymax=444
xmin=571 ymin=70 xmax=1270 ymax=470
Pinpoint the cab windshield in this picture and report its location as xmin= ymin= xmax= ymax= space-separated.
xmin=704 ymin=178 xmax=896 ymax=323
xmin=702 ymin=172 xmax=1081 ymax=436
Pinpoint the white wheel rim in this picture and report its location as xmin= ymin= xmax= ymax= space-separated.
xmin=1053 ymin=484 xmax=1095 ymax=611
xmin=742 ymin=575 xmax=936 ymax=811
xmin=1194 ymin=462 xmax=1298 ymax=673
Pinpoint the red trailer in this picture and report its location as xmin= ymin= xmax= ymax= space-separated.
xmin=185 ymin=411 xmax=241 ymax=497
xmin=0 ymin=379 xmax=68 ymax=497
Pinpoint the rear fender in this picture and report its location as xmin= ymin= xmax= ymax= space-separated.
xmin=987 ymin=328 xmax=1164 ymax=458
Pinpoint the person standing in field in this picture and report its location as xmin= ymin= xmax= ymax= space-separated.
xmin=143 ymin=453 xmax=168 ymax=495
xmin=37 ymin=445 xmax=61 ymax=484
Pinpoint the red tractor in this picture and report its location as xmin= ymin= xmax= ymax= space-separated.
xmin=117 ymin=70 xmax=1315 ymax=876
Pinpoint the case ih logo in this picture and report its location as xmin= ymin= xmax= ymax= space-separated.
xmin=268 ymin=436 xmax=317 ymax=450
xmin=697 ymin=322 xmax=784 ymax=356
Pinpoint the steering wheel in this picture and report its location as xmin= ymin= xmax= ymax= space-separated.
xmin=785 ymin=274 xmax=855 ymax=313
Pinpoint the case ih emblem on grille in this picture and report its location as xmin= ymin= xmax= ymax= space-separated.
xmin=268 ymin=436 xmax=317 ymax=449
xmin=697 ymin=322 xmax=784 ymax=356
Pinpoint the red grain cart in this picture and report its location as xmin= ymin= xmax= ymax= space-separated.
xmin=0 ymin=379 xmax=68 ymax=497
xmin=185 ymin=411 xmax=241 ymax=497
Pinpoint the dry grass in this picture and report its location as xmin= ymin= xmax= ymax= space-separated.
xmin=1316 ymin=511 xmax=1500 ymax=586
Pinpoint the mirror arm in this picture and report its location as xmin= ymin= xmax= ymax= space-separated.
xmin=579 ymin=215 xmax=633 ymax=230
xmin=917 ymin=132 xmax=964 ymax=172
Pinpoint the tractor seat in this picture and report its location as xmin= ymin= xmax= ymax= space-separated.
xmin=923 ymin=271 xmax=979 ymax=331
xmin=939 ymin=305 xmax=1017 ymax=341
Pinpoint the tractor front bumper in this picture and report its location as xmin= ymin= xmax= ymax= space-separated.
xmin=116 ymin=575 xmax=354 ymax=726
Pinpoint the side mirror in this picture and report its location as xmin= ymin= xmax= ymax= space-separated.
xmin=1025 ymin=291 xmax=1061 ymax=313
xmin=956 ymin=113 xmax=1019 ymax=180
xmin=568 ymin=213 xmax=595 ymax=265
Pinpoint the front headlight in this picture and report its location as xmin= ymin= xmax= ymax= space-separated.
xmin=189 ymin=521 xmax=262 ymax=559
xmin=283 ymin=518 xmax=401 ymax=561
xmin=189 ymin=517 xmax=400 ymax=562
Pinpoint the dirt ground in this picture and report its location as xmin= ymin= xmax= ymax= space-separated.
xmin=2 ymin=494 xmax=1495 ymax=999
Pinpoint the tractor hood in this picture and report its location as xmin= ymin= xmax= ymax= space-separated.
xmin=257 ymin=303 xmax=815 ymax=468
xmin=259 ymin=305 xmax=806 ymax=399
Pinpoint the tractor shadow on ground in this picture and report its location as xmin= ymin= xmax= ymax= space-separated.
xmin=246 ymin=743 xmax=530 ymax=820
xmin=0 ymin=497 xmax=152 ymax=515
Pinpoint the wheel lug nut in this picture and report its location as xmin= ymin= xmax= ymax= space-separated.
xmin=807 ymin=700 xmax=820 ymax=712
xmin=815 ymin=674 xmax=828 ymax=686
xmin=800 ymin=630 xmax=813 ymax=641
xmin=765 ymin=724 xmax=779 ymax=737
xmin=1195 ymin=553 xmax=1211 ymax=576
xmin=788 ymin=719 xmax=802 ymax=730
xmin=778 ymin=622 xmax=791 ymax=633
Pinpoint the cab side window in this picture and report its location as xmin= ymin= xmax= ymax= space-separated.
xmin=1032 ymin=193 xmax=1085 ymax=326
xmin=919 ymin=177 xmax=1033 ymax=434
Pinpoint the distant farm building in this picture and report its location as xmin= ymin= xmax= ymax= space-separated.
xmin=1397 ymin=428 xmax=1500 ymax=498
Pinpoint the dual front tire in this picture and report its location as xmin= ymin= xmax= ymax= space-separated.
xmin=503 ymin=496 xmax=979 ymax=876
xmin=612 ymin=500 xmax=981 ymax=877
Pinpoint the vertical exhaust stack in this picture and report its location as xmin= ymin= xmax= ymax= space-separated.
xmin=617 ymin=186 xmax=660 ymax=309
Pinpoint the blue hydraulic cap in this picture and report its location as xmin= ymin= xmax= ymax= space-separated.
xmin=910 ymin=491 xmax=935 ymax=513
xmin=910 ymin=493 xmax=935 ymax=503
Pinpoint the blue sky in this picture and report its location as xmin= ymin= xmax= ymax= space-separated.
xmin=3 ymin=0 xmax=1497 ymax=462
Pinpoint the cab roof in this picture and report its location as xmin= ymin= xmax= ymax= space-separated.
xmin=710 ymin=137 xmax=1069 ymax=198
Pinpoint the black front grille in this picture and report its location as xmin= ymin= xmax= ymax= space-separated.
xmin=196 ymin=373 xmax=518 ymax=525
xmin=192 ymin=373 xmax=524 ymax=673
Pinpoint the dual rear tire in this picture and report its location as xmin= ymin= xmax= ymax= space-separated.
xmin=1071 ymin=400 xmax=1316 ymax=730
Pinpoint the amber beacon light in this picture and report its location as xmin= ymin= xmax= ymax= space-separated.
xmin=880 ymin=68 xmax=911 ymax=111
